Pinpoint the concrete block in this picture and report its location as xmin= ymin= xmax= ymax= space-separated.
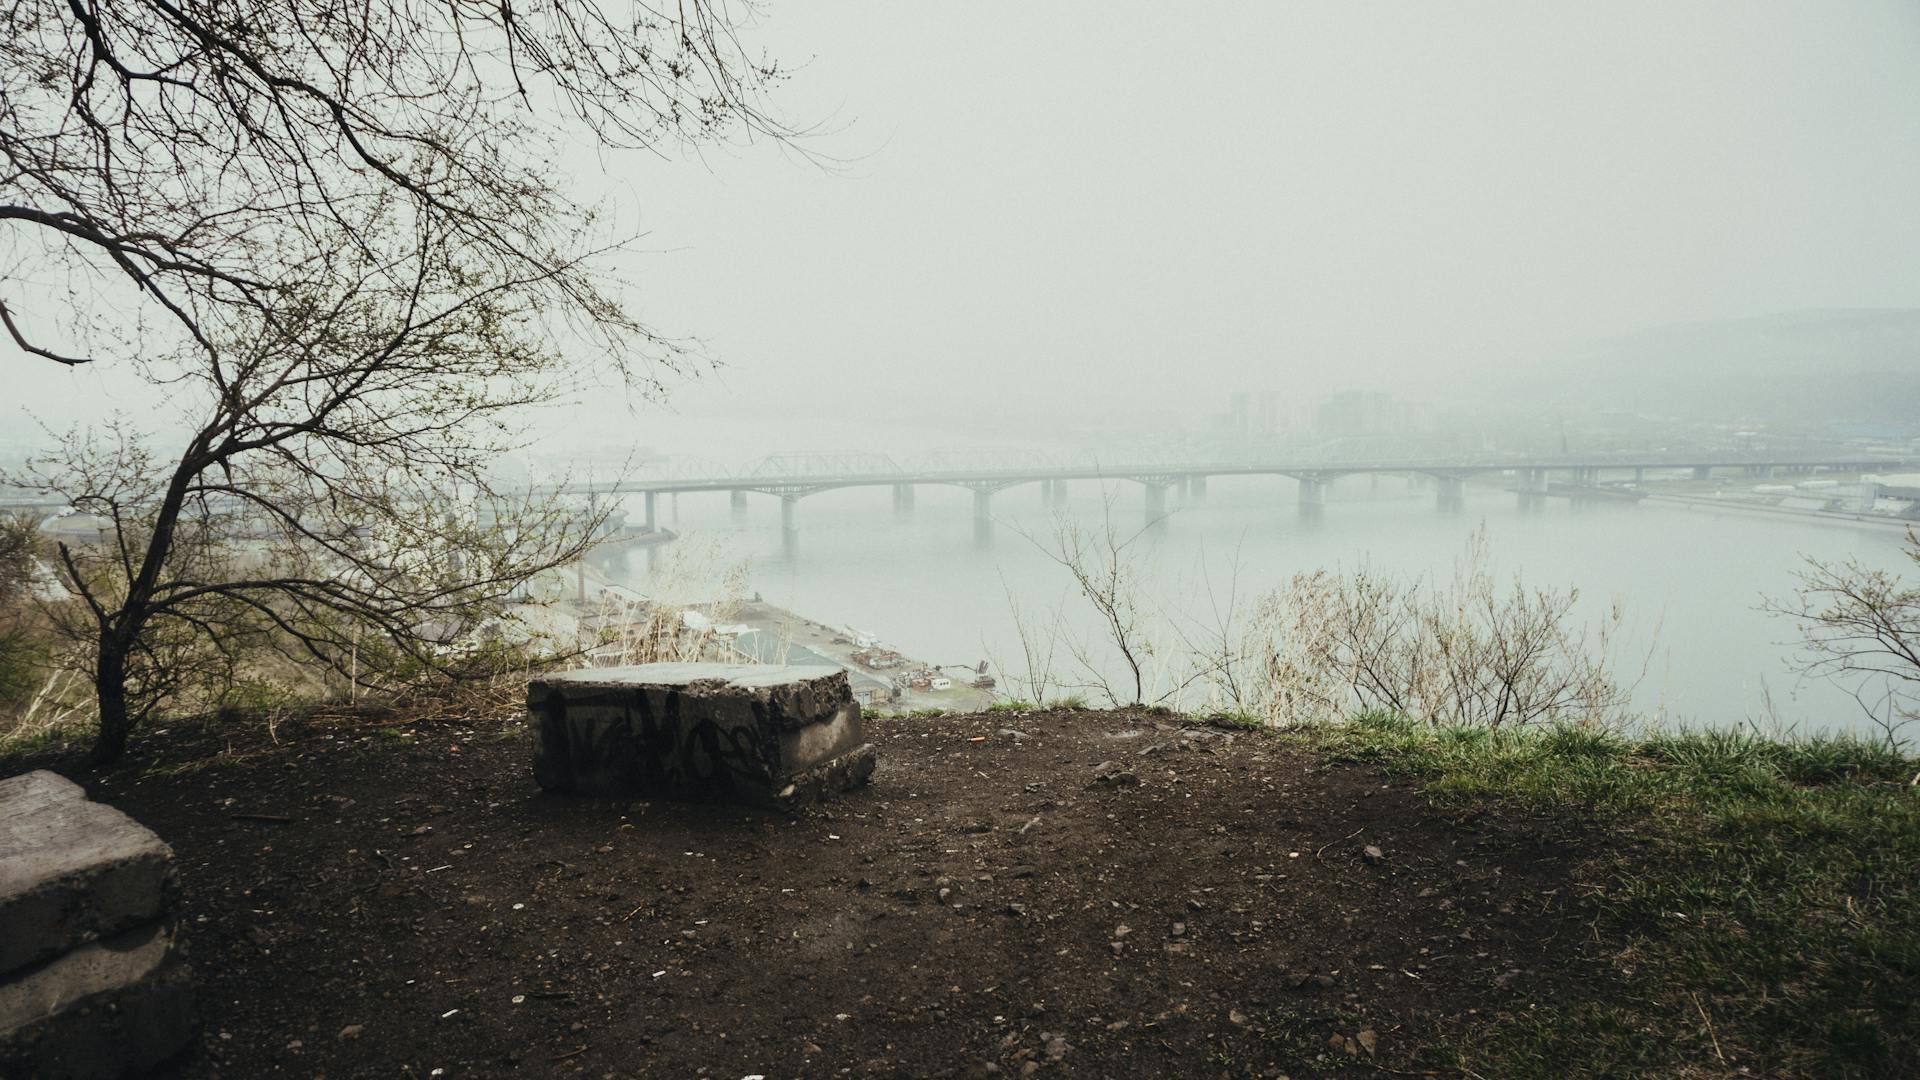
xmin=529 ymin=663 xmax=877 ymax=806
xmin=0 ymin=771 xmax=176 ymax=975
xmin=0 ymin=921 xmax=196 ymax=1080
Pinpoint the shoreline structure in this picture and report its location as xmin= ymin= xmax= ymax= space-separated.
xmin=721 ymin=598 xmax=997 ymax=713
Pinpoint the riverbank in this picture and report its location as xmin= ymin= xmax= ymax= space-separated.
xmin=1643 ymin=491 xmax=1918 ymax=530
xmin=729 ymin=599 xmax=996 ymax=712
xmin=6 ymin=705 xmax=1911 ymax=1078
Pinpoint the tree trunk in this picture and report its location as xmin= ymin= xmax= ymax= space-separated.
xmin=90 ymin=633 xmax=133 ymax=766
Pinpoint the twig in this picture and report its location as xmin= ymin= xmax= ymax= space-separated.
xmin=1689 ymin=990 xmax=1725 ymax=1065
xmin=229 ymin=812 xmax=294 ymax=824
xmin=1315 ymin=826 xmax=1365 ymax=860
xmin=1018 ymin=814 xmax=1042 ymax=835
xmin=549 ymin=1045 xmax=588 ymax=1062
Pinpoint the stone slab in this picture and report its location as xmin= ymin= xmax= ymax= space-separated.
xmin=774 ymin=743 xmax=879 ymax=810
xmin=0 ymin=771 xmax=176 ymax=976
xmin=534 ymin=663 xmax=855 ymax=730
xmin=529 ymin=663 xmax=876 ymax=804
xmin=0 ymin=921 xmax=196 ymax=1080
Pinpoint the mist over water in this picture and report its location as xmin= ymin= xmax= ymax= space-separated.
xmin=610 ymin=474 xmax=1913 ymax=739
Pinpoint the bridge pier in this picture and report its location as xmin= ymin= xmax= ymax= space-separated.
xmin=1633 ymin=467 xmax=1645 ymax=485
xmin=643 ymin=491 xmax=658 ymax=532
xmin=1298 ymin=477 xmax=1328 ymax=509
xmin=892 ymin=483 xmax=915 ymax=512
xmin=730 ymin=489 xmax=748 ymax=519
xmin=1189 ymin=475 xmax=1206 ymax=502
xmin=1692 ymin=466 xmax=1712 ymax=481
xmin=780 ymin=495 xmax=798 ymax=535
xmin=1145 ymin=482 xmax=1168 ymax=523
xmin=973 ymin=488 xmax=993 ymax=524
xmin=1517 ymin=468 xmax=1549 ymax=506
xmin=1436 ymin=475 xmax=1465 ymax=509
xmin=1050 ymin=478 xmax=1069 ymax=508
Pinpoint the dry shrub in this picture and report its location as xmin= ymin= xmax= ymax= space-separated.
xmin=583 ymin=537 xmax=752 ymax=668
xmin=1247 ymin=531 xmax=1635 ymax=728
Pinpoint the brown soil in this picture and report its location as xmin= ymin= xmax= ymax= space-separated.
xmin=23 ymin=707 xmax=1623 ymax=1078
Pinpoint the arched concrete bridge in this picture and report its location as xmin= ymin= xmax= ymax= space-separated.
xmin=544 ymin=451 xmax=1896 ymax=533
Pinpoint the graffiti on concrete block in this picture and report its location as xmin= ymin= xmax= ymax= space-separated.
xmin=535 ymin=688 xmax=785 ymax=798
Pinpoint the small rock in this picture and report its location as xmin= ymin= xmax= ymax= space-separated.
xmin=1362 ymin=844 xmax=1385 ymax=864
xmin=1228 ymin=1009 xmax=1249 ymax=1027
xmin=1356 ymin=1029 xmax=1378 ymax=1056
xmin=337 ymin=1024 xmax=365 ymax=1041
xmin=1006 ymin=903 xmax=1027 ymax=917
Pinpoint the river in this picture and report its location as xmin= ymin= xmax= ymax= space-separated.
xmin=601 ymin=473 xmax=1913 ymax=739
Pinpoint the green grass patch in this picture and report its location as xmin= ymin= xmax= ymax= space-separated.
xmin=1305 ymin=711 xmax=1920 ymax=1078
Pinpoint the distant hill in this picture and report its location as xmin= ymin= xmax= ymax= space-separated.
xmin=1530 ymin=309 xmax=1920 ymax=430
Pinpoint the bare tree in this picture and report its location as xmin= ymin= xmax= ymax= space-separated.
xmin=3 ymin=2 xmax=798 ymax=761
xmin=26 ymin=227 xmax=616 ymax=761
xmin=1765 ymin=530 xmax=1920 ymax=748
xmin=993 ymin=573 xmax=1066 ymax=706
xmin=2 ymin=0 xmax=791 ymax=374
xmin=0 ymin=513 xmax=47 ymax=713
xmin=1161 ymin=537 xmax=1259 ymax=715
xmin=1026 ymin=494 xmax=1160 ymax=708
xmin=1249 ymin=531 xmax=1635 ymax=728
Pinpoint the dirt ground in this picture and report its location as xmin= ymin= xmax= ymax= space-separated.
xmin=26 ymin=706 xmax=1623 ymax=1078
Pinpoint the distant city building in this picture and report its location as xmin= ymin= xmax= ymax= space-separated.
xmin=1314 ymin=391 xmax=1431 ymax=437
xmin=1214 ymin=390 xmax=1308 ymax=438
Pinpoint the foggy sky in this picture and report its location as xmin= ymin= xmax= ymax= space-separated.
xmin=12 ymin=1 xmax=1920 ymax=450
